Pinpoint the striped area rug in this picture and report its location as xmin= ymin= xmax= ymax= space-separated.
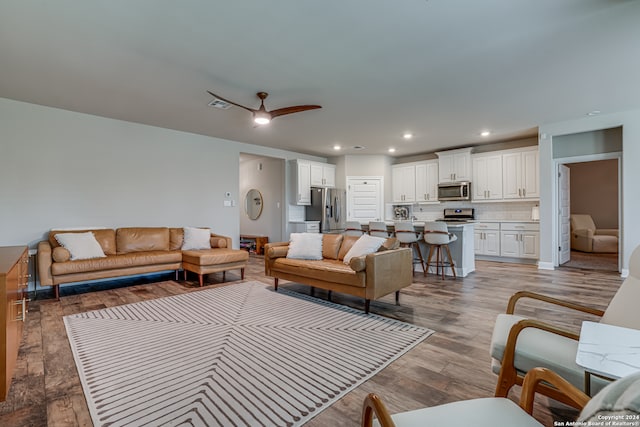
xmin=64 ymin=281 xmax=434 ymax=426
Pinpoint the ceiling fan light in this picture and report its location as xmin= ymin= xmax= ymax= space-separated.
xmin=253 ymin=112 xmax=271 ymax=125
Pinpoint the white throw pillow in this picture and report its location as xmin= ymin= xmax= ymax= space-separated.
xmin=286 ymin=233 xmax=323 ymax=260
xmin=54 ymin=232 xmax=107 ymax=261
xmin=343 ymin=234 xmax=386 ymax=264
xmin=182 ymin=227 xmax=211 ymax=250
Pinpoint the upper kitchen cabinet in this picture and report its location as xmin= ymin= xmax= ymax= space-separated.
xmin=472 ymin=153 xmax=503 ymax=200
xmin=415 ymin=160 xmax=439 ymax=202
xmin=310 ymin=162 xmax=336 ymax=187
xmin=291 ymin=159 xmax=311 ymax=205
xmin=436 ymin=148 xmax=472 ymax=183
xmin=502 ymin=147 xmax=539 ymax=200
xmin=392 ymin=164 xmax=416 ymax=203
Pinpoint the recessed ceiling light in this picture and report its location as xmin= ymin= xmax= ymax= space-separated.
xmin=403 ymin=132 xmax=413 ymax=140
xmin=353 ymin=145 xmax=366 ymax=150
xmin=333 ymin=144 xmax=341 ymax=150
xmin=388 ymin=148 xmax=396 ymax=153
xmin=587 ymin=110 xmax=601 ymax=116
xmin=480 ymin=130 xmax=491 ymax=137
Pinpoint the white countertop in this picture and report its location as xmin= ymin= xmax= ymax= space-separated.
xmin=289 ymin=220 xmax=320 ymax=224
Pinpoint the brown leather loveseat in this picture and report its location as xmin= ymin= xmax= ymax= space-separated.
xmin=38 ymin=227 xmax=248 ymax=298
xmin=264 ymin=234 xmax=413 ymax=313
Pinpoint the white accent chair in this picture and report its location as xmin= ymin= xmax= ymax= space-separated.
xmin=344 ymin=221 xmax=365 ymax=236
xmin=570 ymin=214 xmax=618 ymax=253
xmin=393 ymin=221 xmax=424 ymax=274
xmin=490 ymin=245 xmax=640 ymax=407
xmin=362 ymin=367 xmax=595 ymax=427
xmin=423 ymin=221 xmax=457 ymax=279
xmin=369 ymin=221 xmax=390 ymax=238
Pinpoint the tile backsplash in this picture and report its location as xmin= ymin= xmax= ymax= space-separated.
xmin=410 ymin=200 xmax=539 ymax=221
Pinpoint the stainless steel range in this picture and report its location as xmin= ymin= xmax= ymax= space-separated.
xmin=439 ymin=208 xmax=475 ymax=223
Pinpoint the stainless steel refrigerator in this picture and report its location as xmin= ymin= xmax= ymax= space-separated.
xmin=306 ymin=187 xmax=346 ymax=233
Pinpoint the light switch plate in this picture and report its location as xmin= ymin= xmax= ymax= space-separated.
xmin=223 ymin=200 xmax=232 ymax=207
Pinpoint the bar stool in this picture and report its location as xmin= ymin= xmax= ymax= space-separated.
xmin=344 ymin=221 xmax=365 ymax=236
xmin=368 ymin=221 xmax=390 ymax=238
xmin=423 ymin=221 xmax=457 ymax=279
xmin=394 ymin=221 xmax=425 ymax=274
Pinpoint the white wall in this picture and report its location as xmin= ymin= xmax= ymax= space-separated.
xmin=539 ymin=109 xmax=640 ymax=275
xmin=0 ymin=98 xmax=324 ymax=249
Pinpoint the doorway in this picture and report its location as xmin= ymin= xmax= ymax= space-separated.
xmin=239 ymin=153 xmax=285 ymax=245
xmin=557 ymin=156 xmax=620 ymax=272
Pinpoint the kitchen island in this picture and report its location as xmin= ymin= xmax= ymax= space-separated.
xmin=363 ymin=221 xmax=475 ymax=277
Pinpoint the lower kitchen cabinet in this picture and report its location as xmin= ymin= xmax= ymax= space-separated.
xmin=500 ymin=223 xmax=540 ymax=259
xmin=474 ymin=222 xmax=500 ymax=256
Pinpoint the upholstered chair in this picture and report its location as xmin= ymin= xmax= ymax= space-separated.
xmin=369 ymin=221 xmax=390 ymax=238
xmin=393 ymin=221 xmax=424 ymax=274
xmin=362 ymin=367 xmax=595 ymax=427
xmin=570 ymin=214 xmax=618 ymax=253
xmin=344 ymin=221 xmax=365 ymax=236
xmin=490 ymin=244 xmax=640 ymax=407
xmin=423 ymin=221 xmax=457 ymax=279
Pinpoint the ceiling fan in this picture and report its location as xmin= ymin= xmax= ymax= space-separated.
xmin=207 ymin=90 xmax=321 ymax=125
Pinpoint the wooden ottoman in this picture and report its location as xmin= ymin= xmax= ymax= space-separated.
xmin=182 ymin=249 xmax=249 ymax=287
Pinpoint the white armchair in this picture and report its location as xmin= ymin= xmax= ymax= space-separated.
xmin=570 ymin=214 xmax=618 ymax=253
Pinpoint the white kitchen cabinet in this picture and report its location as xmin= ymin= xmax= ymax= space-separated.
xmin=392 ymin=164 xmax=416 ymax=203
xmin=436 ymin=148 xmax=472 ymax=183
xmin=291 ymin=159 xmax=311 ymax=205
xmin=290 ymin=221 xmax=320 ymax=233
xmin=472 ymin=154 xmax=503 ymax=200
xmin=415 ymin=160 xmax=439 ymax=202
xmin=502 ymin=148 xmax=539 ymax=200
xmin=500 ymin=222 xmax=539 ymax=259
xmin=474 ymin=222 xmax=500 ymax=256
xmin=310 ymin=162 xmax=335 ymax=187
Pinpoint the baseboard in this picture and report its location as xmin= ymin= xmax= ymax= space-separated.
xmin=537 ymin=261 xmax=555 ymax=270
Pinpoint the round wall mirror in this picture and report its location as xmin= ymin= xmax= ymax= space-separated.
xmin=245 ymin=189 xmax=263 ymax=220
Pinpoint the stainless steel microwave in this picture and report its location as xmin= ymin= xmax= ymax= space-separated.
xmin=437 ymin=181 xmax=471 ymax=201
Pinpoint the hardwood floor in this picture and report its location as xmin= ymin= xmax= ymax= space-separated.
xmin=0 ymin=256 xmax=622 ymax=426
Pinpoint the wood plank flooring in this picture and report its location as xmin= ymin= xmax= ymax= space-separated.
xmin=0 ymin=256 xmax=623 ymax=426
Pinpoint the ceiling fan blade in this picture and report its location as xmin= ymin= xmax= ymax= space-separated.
xmin=269 ymin=105 xmax=322 ymax=119
xmin=206 ymin=91 xmax=256 ymax=112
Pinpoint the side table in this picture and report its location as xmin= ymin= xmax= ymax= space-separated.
xmin=240 ymin=235 xmax=269 ymax=255
xmin=576 ymin=321 xmax=640 ymax=395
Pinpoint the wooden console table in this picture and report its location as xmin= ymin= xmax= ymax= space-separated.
xmin=240 ymin=235 xmax=269 ymax=255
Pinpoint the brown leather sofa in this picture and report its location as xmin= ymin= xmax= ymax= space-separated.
xmin=264 ymin=234 xmax=413 ymax=313
xmin=37 ymin=227 xmax=248 ymax=298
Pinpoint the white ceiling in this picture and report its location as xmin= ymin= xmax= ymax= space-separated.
xmin=1 ymin=1 xmax=639 ymax=157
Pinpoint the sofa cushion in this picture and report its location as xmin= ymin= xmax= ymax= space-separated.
xmin=169 ymin=228 xmax=184 ymax=250
xmin=182 ymin=248 xmax=249 ymax=266
xmin=116 ymin=227 xmax=170 ymax=254
xmin=272 ymin=258 xmax=365 ymax=287
xmin=322 ymin=234 xmax=343 ymax=260
xmin=49 ymin=229 xmax=117 ymax=255
xmin=338 ymin=235 xmax=360 ymax=260
xmin=51 ymin=250 xmax=182 ymax=275
xmin=182 ymin=227 xmax=211 ymax=250
xmin=343 ymin=234 xmax=386 ymax=264
xmin=54 ymin=232 xmax=107 ymax=260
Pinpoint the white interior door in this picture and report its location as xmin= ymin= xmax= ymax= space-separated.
xmin=347 ymin=177 xmax=383 ymax=222
xmin=558 ymin=164 xmax=571 ymax=264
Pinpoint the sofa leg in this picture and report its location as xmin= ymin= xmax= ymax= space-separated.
xmin=184 ymin=270 xmax=187 ymax=280
xmin=54 ymin=285 xmax=60 ymax=300
xmin=198 ymin=274 xmax=204 ymax=287
xmin=395 ymin=290 xmax=400 ymax=305
xmin=175 ymin=270 xmax=179 ymax=280
xmin=241 ymin=268 xmax=245 ymax=280
xmin=328 ymin=290 xmax=332 ymax=302
xmin=310 ymin=287 xmax=315 ymax=297
xmin=364 ymin=299 xmax=371 ymax=314
xmin=222 ymin=271 xmax=226 ymax=282
xmin=274 ymin=278 xmax=278 ymax=291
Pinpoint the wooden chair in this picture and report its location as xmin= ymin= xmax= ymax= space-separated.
xmin=393 ymin=221 xmax=425 ymax=274
xmin=368 ymin=221 xmax=390 ymax=238
xmin=491 ymin=244 xmax=640 ymax=406
xmin=344 ymin=221 xmax=365 ymax=236
xmin=362 ymin=367 xmax=590 ymax=427
xmin=423 ymin=221 xmax=457 ymax=279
